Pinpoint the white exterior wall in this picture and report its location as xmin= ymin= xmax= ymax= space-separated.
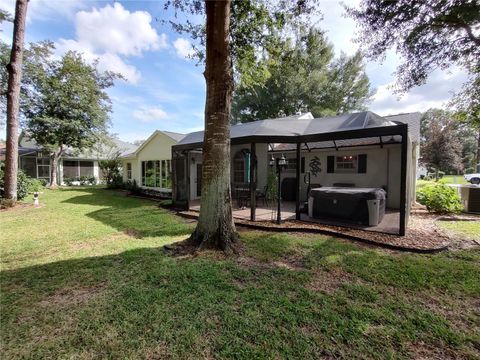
xmin=93 ymin=160 xmax=100 ymax=183
xmin=274 ymin=144 xmax=403 ymax=209
xmin=121 ymin=131 xmax=178 ymax=191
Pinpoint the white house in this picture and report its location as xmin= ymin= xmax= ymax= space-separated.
xmin=171 ymin=111 xmax=422 ymax=236
xmin=120 ymin=130 xmax=185 ymax=194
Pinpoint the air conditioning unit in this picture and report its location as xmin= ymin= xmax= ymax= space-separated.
xmin=459 ymin=185 xmax=480 ymax=214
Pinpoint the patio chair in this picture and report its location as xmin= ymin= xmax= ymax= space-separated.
xmin=256 ymin=185 xmax=268 ymax=206
xmin=234 ymin=185 xmax=250 ymax=208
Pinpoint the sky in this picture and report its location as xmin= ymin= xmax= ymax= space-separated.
xmin=0 ymin=0 xmax=467 ymax=143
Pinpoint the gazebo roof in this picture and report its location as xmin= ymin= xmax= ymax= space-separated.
xmin=176 ymin=111 xmax=399 ymax=149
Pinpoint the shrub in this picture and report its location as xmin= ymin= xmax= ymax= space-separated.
xmin=0 ymin=167 xmax=42 ymax=201
xmin=27 ymin=178 xmax=44 ymax=193
xmin=417 ymin=182 xmax=463 ymax=214
xmin=106 ymin=174 xmax=123 ymax=189
xmin=63 ymin=177 xmax=75 ymax=186
xmin=78 ymin=175 xmax=96 ymax=185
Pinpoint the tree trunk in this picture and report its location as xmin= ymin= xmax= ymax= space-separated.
xmin=189 ymin=0 xmax=237 ymax=251
xmin=477 ymin=129 xmax=480 ymax=169
xmin=4 ymin=0 xmax=28 ymax=201
xmin=49 ymin=146 xmax=63 ymax=188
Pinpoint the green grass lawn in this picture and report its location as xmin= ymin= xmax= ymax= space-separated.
xmin=1 ymin=188 xmax=479 ymax=359
xmin=417 ymin=175 xmax=468 ymax=189
xmin=437 ymin=220 xmax=480 ymax=240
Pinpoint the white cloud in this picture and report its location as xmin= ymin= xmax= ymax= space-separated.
xmin=55 ymin=3 xmax=167 ymax=84
xmin=370 ymin=68 xmax=468 ymax=116
xmin=173 ymin=38 xmax=194 ymax=59
xmin=56 ymin=39 xmax=141 ymax=84
xmin=133 ymin=106 xmax=168 ymax=123
xmin=75 ymin=3 xmax=167 ymax=56
xmin=0 ymin=0 xmax=87 ymax=23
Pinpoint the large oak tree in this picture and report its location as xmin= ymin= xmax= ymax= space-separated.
xmin=232 ymin=28 xmax=372 ymax=123
xmin=420 ymin=109 xmax=463 ymax=179
xmin=20 ymin=47 xmax=118 ymax=187
xmin=167 ymin=0 xmax=318 ymax=251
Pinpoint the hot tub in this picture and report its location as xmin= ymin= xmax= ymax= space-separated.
xmin=308 ymin=187 xmax=386 ymax=226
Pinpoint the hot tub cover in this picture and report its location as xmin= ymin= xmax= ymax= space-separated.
xmin=310 ymin=187 xmax=386 ymax=201
xmin=309 ymin=187 xmax=386 ymax=225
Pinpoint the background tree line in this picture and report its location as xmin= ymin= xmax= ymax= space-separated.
xmin=420 ymin=108 xmax=479 ymax=177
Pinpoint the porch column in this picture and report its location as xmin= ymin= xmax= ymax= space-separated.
xmin=399 ymin=126 xmax=408 ymax=236
xmin=185 ymin=151 xmax=190 ymax=210
xmin=295 ymin=143 xmax=301 ymax=220
xmin=250 ymin=142 xmax=256 ymax=221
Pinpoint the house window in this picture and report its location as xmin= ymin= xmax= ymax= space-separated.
xmin=37 ymin=158 xmax=50 ymax=179
xmin=20 ymin=157 xmax=36 ymax=178
xmin=63 ymin=160 xmax=78 ymax=178
xmin=127 ymin=163 xmax=132 ymax=180
xmin=335 ymin=155 xmax=357 ymax=173
xmin=233 ymin=150 xmax=250 ymax=184
xmin=79 ymin=161 xmax=94 ymax=177
xmin=285 ymin=158 xmax=297 ymax=171
xmin=161 ymin=160 xmax=171 ymax=189
xmin=141 ymin=160 xmax=170 ymax=188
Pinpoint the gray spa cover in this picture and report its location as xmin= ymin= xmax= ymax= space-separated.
xmin=310 ymin=187 xmax=386 ymax=201
xmin=309 ymin=187 xmax=386 ymax=225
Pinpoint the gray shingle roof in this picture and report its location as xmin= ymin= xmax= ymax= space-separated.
xmin=16 ymin=132 xmax=138 ymax=159
xmin=384 ymin=112 xmax=421 ymax=143
xmin=163 ymin=131 xmax=186 ymax=142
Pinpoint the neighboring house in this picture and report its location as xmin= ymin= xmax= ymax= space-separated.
xmin=120 ymin=130 xmax=185 ymax=193
xmin=172 ymin=111 xmax=421 ymax=236
xmin=0 ymin=132 xmax=137 ymax=184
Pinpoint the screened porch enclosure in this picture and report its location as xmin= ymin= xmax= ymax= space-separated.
xmin=20 ymin=156 xmax=51 ymax=182
xmin=172 ymin=112 xmax=412 ymax=236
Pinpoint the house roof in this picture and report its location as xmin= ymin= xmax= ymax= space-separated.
xmin=163 ymin=131 xmax=186 ymax=142
xmin=177 ymin=111 xmax=399 ymax=148
xmin=120 ymin=130 xmax=185 ymax=159
xmin=384 ymin=112 xmax=421 ymax=143
xmin=13 ymin=132 xmax=138 ymax=159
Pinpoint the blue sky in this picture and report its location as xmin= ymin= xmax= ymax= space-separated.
xmin=0 ymin=0 xmax=467 ymax=143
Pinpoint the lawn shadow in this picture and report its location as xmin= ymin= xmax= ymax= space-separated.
xmin=61 ymin=187 xmax=194 ymax=238
xmin=2 ymin=241 xmax=478 ymax=359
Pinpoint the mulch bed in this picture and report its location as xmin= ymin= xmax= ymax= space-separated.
xmin=177 ymin=209 xmax=479 ymax=253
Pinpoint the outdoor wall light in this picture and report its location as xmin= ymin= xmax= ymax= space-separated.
xmin=278 ymin=154 xmax=287 ymax=167
xmin=269 ymin=155 xmax=275 ymax=167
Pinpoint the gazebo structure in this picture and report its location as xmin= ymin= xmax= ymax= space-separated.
xmin=171 ymin=112 xmax=417 ymax=236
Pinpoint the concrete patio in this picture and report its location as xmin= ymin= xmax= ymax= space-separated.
xmin=189 ymin=200 xmax=400 ymax=235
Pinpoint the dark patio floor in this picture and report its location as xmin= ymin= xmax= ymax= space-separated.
xmin=189 ymin=200 xmax=400 ymax=235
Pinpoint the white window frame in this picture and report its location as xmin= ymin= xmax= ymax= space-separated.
xmin=335 ymin=155 xmax=358 ymax=173
xmin=127 ymin=162 xmax=132 ymax=180
xmin=141 ymin=160 xmax=171 ymax=189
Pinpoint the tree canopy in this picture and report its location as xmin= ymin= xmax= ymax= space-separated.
xmin=346 ymin=0 xmax=480 ymax=92
xmin=232 ymin=28 xmax=372 ymax=123
xmin=22 ymin=49 xmax=116 ymax=152
xmin=420 ymin=109 xmax=464 ymax=177
xmin=165 ymin=0 xmax=320 ymax=86
xmin=0 ymin=41 xmax=119 ymax=185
